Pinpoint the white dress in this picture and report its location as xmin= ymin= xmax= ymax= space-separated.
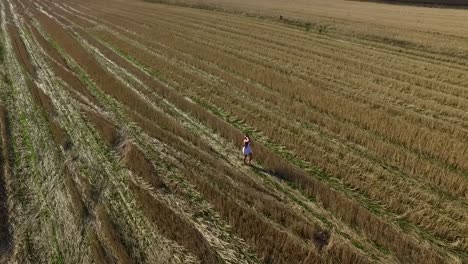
xmin=243 ymin=140 xmax=252 ymax=155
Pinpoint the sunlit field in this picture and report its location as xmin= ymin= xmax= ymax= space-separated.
xmin=0 ymin=0 xmax=467 ymax=263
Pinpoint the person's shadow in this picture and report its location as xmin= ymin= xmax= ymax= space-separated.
xmin=249 ymin=164 xmax=275 ymax=177
xmin=248 ymin=163 xmax=290 ymax=182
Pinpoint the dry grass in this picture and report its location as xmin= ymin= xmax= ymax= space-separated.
xmin=3 ymin=0 xmax=467 ymax=262
xmin=123 ymin=109 xmax=365 ymax=262
xmin=28 ymin=23 xmax=99 ymax=105
xmin=119 ymin=141 xmax=167 ymax=190
xmin=174 ymin=166 xmax=327 ymax=264
xmin=80 ymin=13 xmax=455 ymax=261
xmin=76 ymin=0 xmax=466 ymax=250
xmin=85 ymin=110 xmax=121 ymax=147
xmin=127 ymin=180 xmax=223 ymax=264
xmin=28 ymin=83 xmax=73 ymax=149
xmin=146 ymin=0 xmax=468 ymax=56
xmin=89 ymin=231 xmax=110 ymax=264
xmin=85 ymin=109 xmax=166 ymax=190
xmin=77 ymin=12 xmax=458 ymax=260
xmin=95 ymin=205 xmax=133 ymax=264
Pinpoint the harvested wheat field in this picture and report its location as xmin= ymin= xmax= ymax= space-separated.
xmin=0 ymin=0 xmax=467 ymax=263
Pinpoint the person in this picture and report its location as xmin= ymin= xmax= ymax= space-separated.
xmin=242 ymin=134 xmax=253 ymax=165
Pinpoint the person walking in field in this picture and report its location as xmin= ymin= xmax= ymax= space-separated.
xmin=242 ymin=134 xmax=253 ymax=165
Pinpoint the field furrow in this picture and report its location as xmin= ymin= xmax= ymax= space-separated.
xmin=1 ymin=0 xmax=467 ymax=263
